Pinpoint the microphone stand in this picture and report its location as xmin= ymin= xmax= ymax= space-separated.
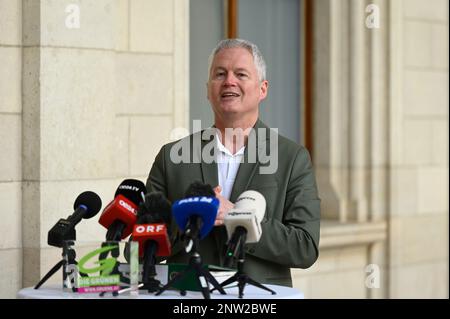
xmin=34 ymin=240 xmax=87 ymax=291
xmin=211 ymin=232 xmax=276 ymax=298
xmin=97 ymin=241 xmax=127 ymax=297
xmin=155 ymin=236 xmax=227 ymax=299
xmin=140 ymin=241 xmax=163 ymax=293
xmin=98 ymin=241 xmax=136 ymax=297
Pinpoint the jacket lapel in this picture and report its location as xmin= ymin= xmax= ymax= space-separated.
xmin=229 ymin=120 xmax=270 ymax=202
xmin=199 ymin=127 xmax=219 ymax=188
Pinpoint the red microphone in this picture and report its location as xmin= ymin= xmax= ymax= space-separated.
xmin=132 ymin=224 xmax=171 ymax=257
xmin=99 ymin=194 xmax=138 ymax=240
xmin=131 ymin=192 xmax=172 ymax=292
xmin=98 ymin=179 xmax=146 ymax=241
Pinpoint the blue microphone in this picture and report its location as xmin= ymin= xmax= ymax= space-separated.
xmin=172 ymin=196 xmax=219 ymax=239
xmin=172 ymin=181 xmax=219 ymax=252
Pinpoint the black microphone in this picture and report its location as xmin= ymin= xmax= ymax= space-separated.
xmin=137 ymin=192 xmax=172 ymax=225
xmin=184 ymin=181 xmax=216 ymax=198
xmin=48 ymin=191 xmax=102 ymax=247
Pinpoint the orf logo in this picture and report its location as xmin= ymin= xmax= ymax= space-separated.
xmin=135 ymin=224 xmax=165 ymax=233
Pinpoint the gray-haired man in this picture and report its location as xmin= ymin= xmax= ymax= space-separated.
xmin=147 ymin=38 xmax=321 ymax=287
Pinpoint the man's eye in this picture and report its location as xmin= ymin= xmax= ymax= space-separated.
xmin=237 ymin=73 xmax=248 ymax=78
xmin=216 ymin=72 xmax=225 ymax=77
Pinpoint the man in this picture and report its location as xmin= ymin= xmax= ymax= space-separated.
xmin=146 ymin=39 xmax=320 ymax=287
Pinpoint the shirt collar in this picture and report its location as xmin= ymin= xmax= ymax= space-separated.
xmin=215 ymin=133 xmax=245 ymax=157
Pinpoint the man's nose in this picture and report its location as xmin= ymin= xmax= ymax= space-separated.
xmin=223 ymin=72 xmax=237 ymax=86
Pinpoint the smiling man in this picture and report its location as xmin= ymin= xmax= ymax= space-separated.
xmin=146 ymin=39 xmax=321 ymax=287
xmin=207 ymin=45 xmax=268 ymax=135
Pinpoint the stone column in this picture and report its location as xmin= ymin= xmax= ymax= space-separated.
xmin=314 ymin=0 xmax=389 ymax=223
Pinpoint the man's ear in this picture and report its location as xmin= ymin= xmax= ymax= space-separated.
xmin=259 ymin=80 xmax=269 ymax=101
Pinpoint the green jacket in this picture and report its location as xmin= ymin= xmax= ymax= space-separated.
xmin=146 ymin=120 xmax=320 ymax=287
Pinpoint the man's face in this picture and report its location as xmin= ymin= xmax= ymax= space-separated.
xmin=207 ymin=47 xmax=268 ymax=122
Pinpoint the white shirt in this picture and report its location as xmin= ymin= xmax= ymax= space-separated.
xmin=216 ymin=134 xmax=245 ymax=200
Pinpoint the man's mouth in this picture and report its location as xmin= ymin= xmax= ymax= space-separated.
xmin=221 ymin=92 xmax=240 ymax=98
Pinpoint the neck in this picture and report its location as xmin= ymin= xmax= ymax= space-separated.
xmin=214 ymin=116 xmax=257 ymax=155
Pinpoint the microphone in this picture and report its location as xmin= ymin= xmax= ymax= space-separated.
xmin=48 ymin=191 xmax=102 ymax=247
xmin=211 ymin=190 xmax=275 ymax=298
xmin=132 ymin=192 xmax=172 ymax=257
xmin=172 ymin=181 xmax=219 ymax=252
xmin=98 ymin=179 xmax=146 ymax=241
xmin=131 ymin=192 xmax=172 ymax=291
xmin=223 ymin=190 xmax=266 ymax=266
xmin=155 ymin=182 xmax=227 ymax=298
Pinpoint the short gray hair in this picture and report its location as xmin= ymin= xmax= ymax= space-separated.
xmin=207 ymin=38 xmax=267 ymax=82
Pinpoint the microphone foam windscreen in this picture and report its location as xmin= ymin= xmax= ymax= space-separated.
xmin=114 ymin=179 xmax=147 ymax=206
xmin=184 ymin=180 xmax=215 ymax=198
xmin=73 ymin=191 xmax=102 ymax=218
xmin=137 ymin=191 xmax=172 ymax=226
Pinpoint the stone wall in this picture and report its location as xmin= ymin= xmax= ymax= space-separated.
xmin=0 ymin=0 xmax=188 ymax=298
xmin=388 ymin=0 xmax=448 ymax=298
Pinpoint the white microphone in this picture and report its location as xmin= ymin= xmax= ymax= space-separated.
xmin=224 ymin=190 xmax=266 ymax=264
